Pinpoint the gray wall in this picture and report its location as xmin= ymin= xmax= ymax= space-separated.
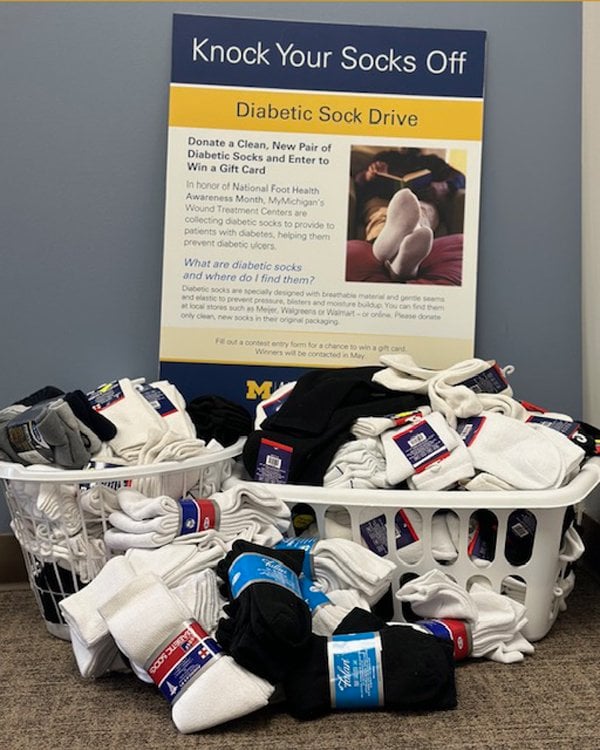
xmin=0 ymin=3 xmax=582 ymax=532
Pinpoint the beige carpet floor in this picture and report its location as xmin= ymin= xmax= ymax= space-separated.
xmin=1 ymin=565 xmax=599 ymax=750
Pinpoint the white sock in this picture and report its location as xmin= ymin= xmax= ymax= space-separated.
xmin=555 ymin=569 xmax=576 ymax=612
xmin=382 ymin=412 xmax=470 ymax=487
xmin=58 ymin=556 xmax=138 ymax=677
xmin=351 ymin=407 xmax=431 ymax=438
xmin=324 ymin=437 xmax=390 ymax=489
xmin=469 ymin=583 xmax=532 ymax=661
xmin=105 ymin=485 xmax=289 ymax=551
xmin=407 ymin=441 xmax=474 ymax=491
xmin=99 ymin=574 xmax=274 ymax=733
xmin=461 ymin=472 xmax=518 ymax=491
xmin=457 ymin=413 xmax=566 ymax=490
xmin=311 ymin=587 xmax=371 ymax=637
xmin=372 ymin=188 xmax=422 ymax=262
xmin=395 ymin=569 xmax=478 ymax=621
xmin=527 ymin=424 xmax=586 ymax=483
xmin=372 ymin=353 xmax=436 ymax=393
xmin=386 ymin=225 xmax=434 ymax=280
xmin=137 ymin=381 xmax=196 ymax=439
xmin=395 ymin=507 xmax=423 ymax=564
xmin=478 ymin=394 xmax=528 ymax=419
xmin=137 ymin=428 xmax=207 ymax=464
xmin=125 ymin=541 xmax=227 ymax=587
xmin=559 ymin=524 xmax=585 ymax=563
xmin=311 ymin=537 xmax=396 ymax=604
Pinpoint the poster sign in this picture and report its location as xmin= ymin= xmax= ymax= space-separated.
xmin=159 ymin=14 xmax=486 ymax=405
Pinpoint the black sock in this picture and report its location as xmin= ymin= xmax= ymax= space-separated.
xmin=283 ymin=617 xmax=456 ymax=720
xmin=186 ymin=394 xmax=253 ymax=447
xmin=14 ymin=385 xmax=64 ymax=407
xmin=64 ymin=390 xmax=117 ymax=441
xmin=216 ymin=540 xmax=312 ymax=683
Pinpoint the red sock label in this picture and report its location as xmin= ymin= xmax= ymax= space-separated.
xmin=147 ymin=620 xmax=222 ymax=703
xmin=415 ymin=618 xmax=472 ymax=660
xmin=178 ymin=497 xmax=217 ymax=535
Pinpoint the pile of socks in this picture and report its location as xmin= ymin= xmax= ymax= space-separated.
xmin=0 ymin=377 xmax=251 ymax=470
xmin=99 ymin=572 xmax=274 ymax=733
xmin=58 ymin=528 xmax=462 ymax=732
xmin=242 ymin=357 xmax=598 ymax=492
xmin=1 ymin=379 xmax=248 ymax=596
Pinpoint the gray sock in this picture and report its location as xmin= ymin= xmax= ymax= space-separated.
xmin=0 ymin=404 xmax=29 ymax=463
xmin=50 ymin=401 xmax=100 ymax=467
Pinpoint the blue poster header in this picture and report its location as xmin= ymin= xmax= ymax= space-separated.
xmin=172 ymin=14 xmax=486 ymax=99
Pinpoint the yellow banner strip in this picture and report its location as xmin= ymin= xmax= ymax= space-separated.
xmin=169 ymin=85 xmax=484 ymax=141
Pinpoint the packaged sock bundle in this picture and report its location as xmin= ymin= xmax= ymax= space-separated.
xmin=324 ymin=437 xmax=391 ymax=489
xmin=215 ymin=539 xmax=312 ymax=684
xmin=395 ymin=569 xmax=534 ymax=663
xmin=372 ymin=355 xmax=522 ymax=428
xmin=99 ymin=573 xmax=274 ymax=733
xmin=2 ymin=399 xmax=101 ymax=468
xmin=104 ymin=484 xmax=290 ymax=551
xmin=310 ymin=537 xmax=396 ymax=605
xmin=282 ymin=610 xmax=456 ymax=720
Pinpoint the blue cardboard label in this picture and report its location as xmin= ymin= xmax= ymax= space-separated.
xmin=395 ymin=509 xmax=420 ymax=549
xmin=328 ymin=632 xmax=384 ymax=709
xmin=138 ymin=385 xmax=177 ymax=417
xmin=360 ymin=514 xmax=389 ymax=557
xmin=456 ymin=416 xmax=485 ymax=446
xmin=392 ymin=420 xmax=450 ymax=472
xmin=458 ymin=364 xmax=507 ymax=394
xmin=275 ymin=537 xmax=317 ymax=578
xmin=299 ymin=575 xmax=331 ymax=613
xmin=229 ymin=552 xmax=302 ymax=599
xmin=87 ymin=381 xmax=125 ymax=411
xmin=254 ymin=438 xmax=293 ymax=483
xmin=526 ymin=416 xmax=580 ymax=439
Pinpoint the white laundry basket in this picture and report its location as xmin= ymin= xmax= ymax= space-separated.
xmin=0 ymin=439 xmax=244 ymax=639
xmin=252 ymin=457 xmax=600 ymax=642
